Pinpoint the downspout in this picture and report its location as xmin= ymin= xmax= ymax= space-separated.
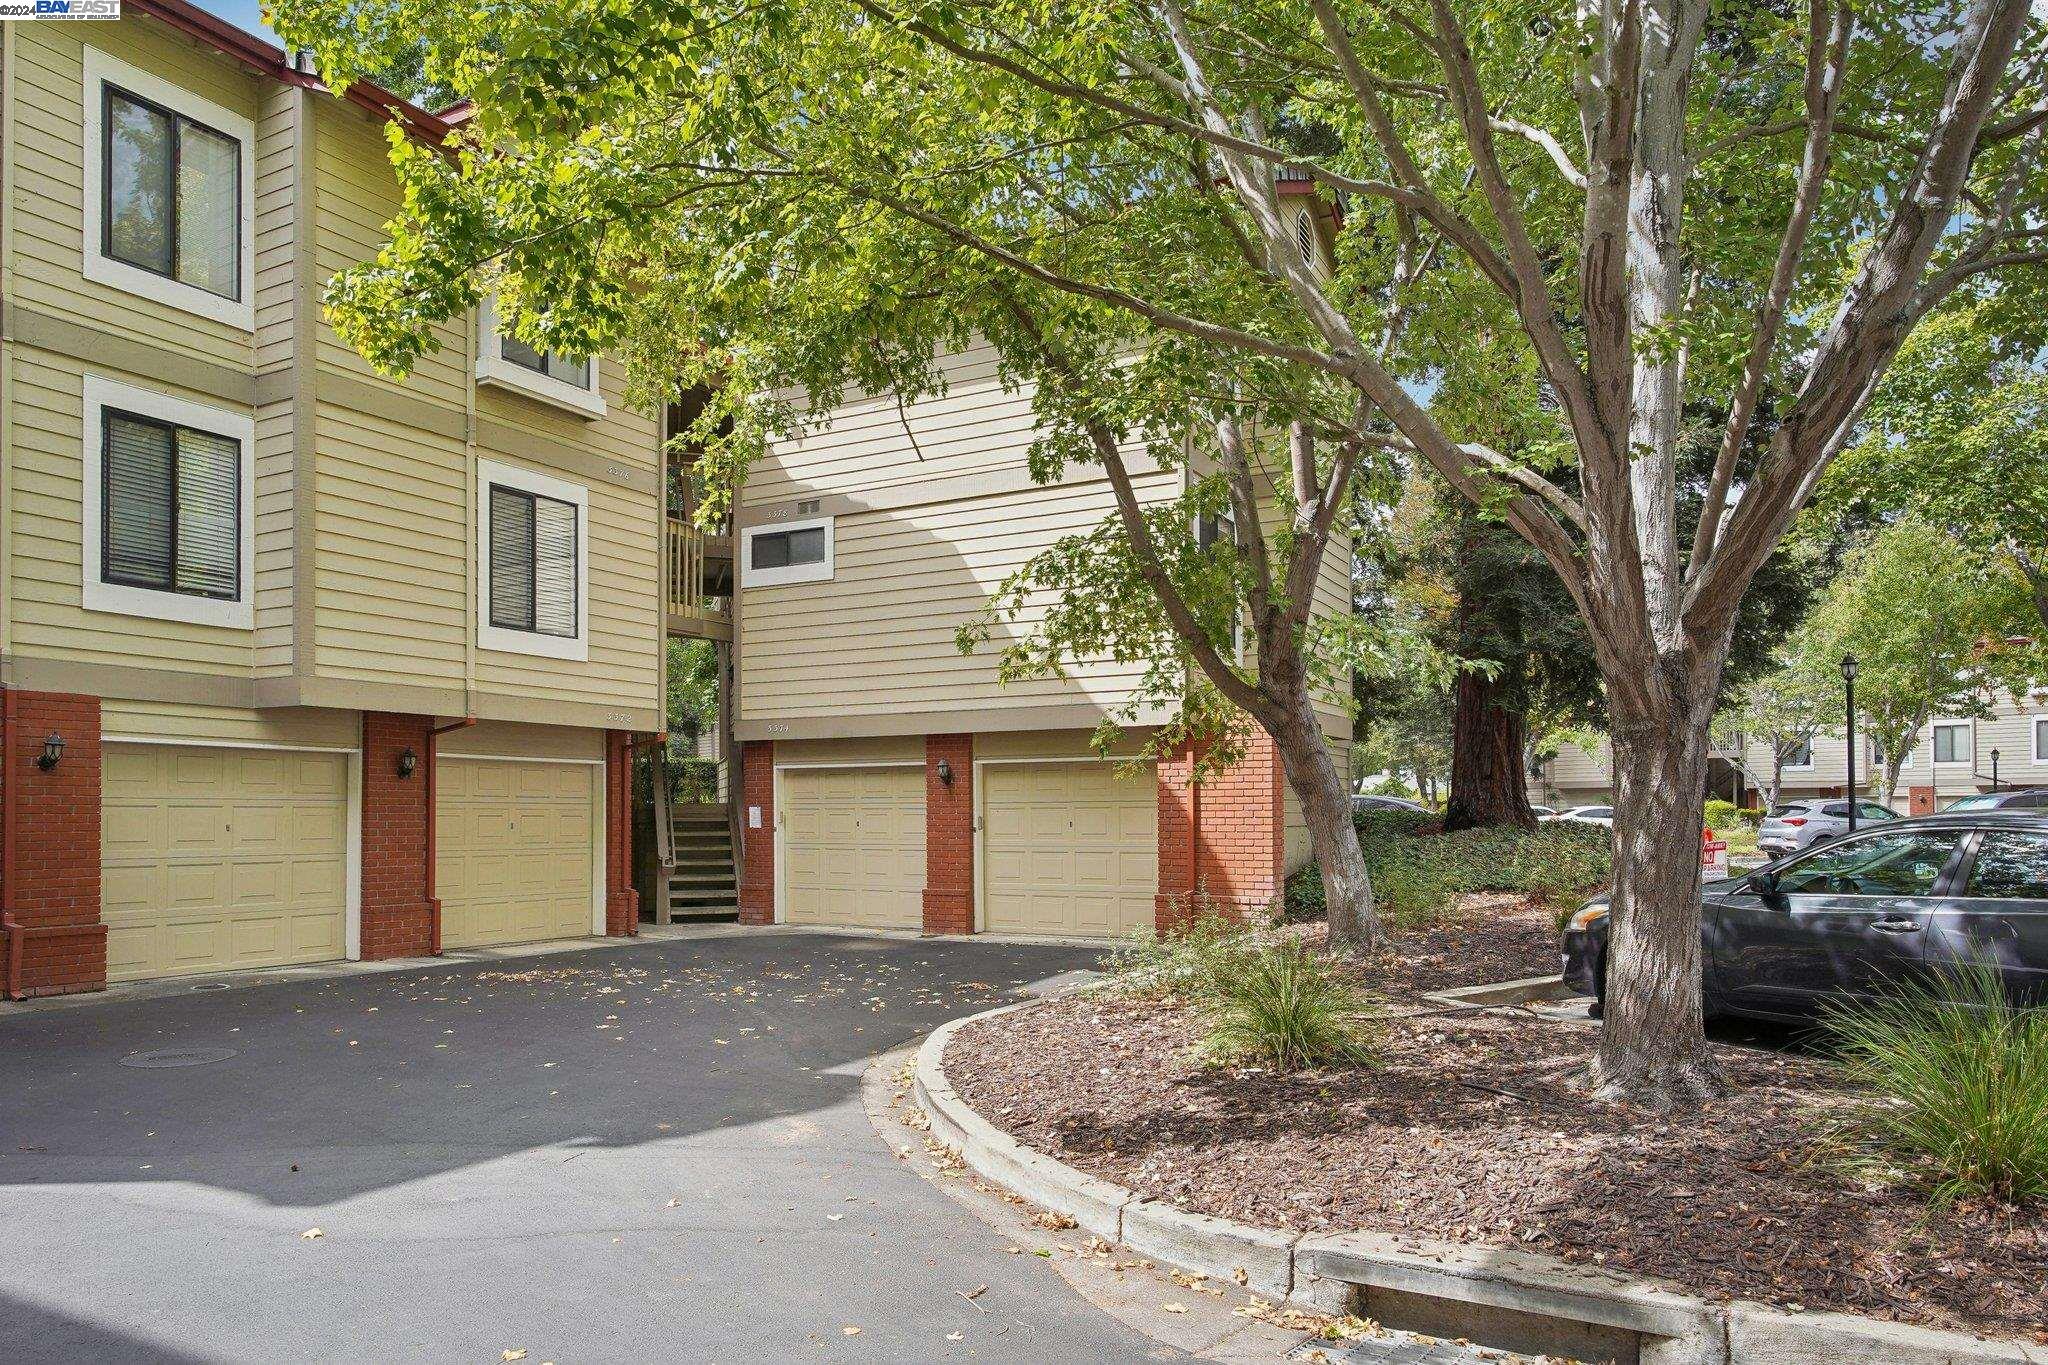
xmin=424 ymin=716 xmax=476 ymax=956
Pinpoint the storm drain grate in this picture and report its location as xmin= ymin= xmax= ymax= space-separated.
xmin=120 ymin=1047 xmax=238 ymax=1069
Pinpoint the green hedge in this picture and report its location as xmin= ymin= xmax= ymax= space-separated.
xmin=1285 ymin=808 xmax=1612 ymax=926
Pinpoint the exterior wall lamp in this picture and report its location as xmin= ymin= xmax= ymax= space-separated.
xmin=935 ymin=758 xmax=955 ymax=787
xmin=36 ymin=734 xmax=64 ymax=772
xmin=397 ymin=747 xmax=419 ymax=779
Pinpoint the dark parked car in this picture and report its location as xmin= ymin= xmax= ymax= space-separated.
xmin=1562 ymin=811 xmax=2048 ymax=1020
xmin=1944 ymin=788 xmax=2048 ymax=812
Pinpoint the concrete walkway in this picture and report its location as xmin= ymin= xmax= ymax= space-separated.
xmin=0 ymin=929 xmax=1171 ymax=1363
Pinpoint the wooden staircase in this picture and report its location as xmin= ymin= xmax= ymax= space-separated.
xmin=660 ymin=803 xmax=739 ymax=923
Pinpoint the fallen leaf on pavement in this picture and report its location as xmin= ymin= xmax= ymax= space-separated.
xmin=300 ymin=1229 xmax=323 ymax=1240
xmin=841 ymin=1326 xmax=861 ymax=1336
xmin=1162 ymin=1303 xmax=1187 ymax=1314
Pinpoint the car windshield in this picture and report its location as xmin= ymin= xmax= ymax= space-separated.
xmin=1766 ymin=805 xmax=1806 ymax=818
xmin=1775 ymin=829 xmax=1962 ymax=897
xmin=1579 ymin=807 xmax=1611 ymax=818
xmin=1944 ymin=795 xmax=2000 ymax=811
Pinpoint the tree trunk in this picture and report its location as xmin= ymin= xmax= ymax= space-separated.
xmin=1268 ymin=695 xmax=1382 ymax=955
xmin=1592 ymin=691 xmax=1726 ymax=1109
xmin=1443 ymin=671 xmax=1537 ymax=830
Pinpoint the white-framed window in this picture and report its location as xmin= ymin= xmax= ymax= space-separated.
xmin=81 ymin=375 xmax=254 ymax=630
xmin=474 ymin=298 xmax=606 ymax=419
xmin=81 ymin=48 xmax=255 ymax=330
xmin=741 ymin=515 xmax=834 ymax=587
xmin=1783 ymin=736 xmax=1814 ymax=770
xmin=1932 ymin=720 xmax=1972 ymax=765
xmin=2033 ymin=716 xmax=2048 ymax=763
xmin=476 ymin=457 xmax=588 ymax=661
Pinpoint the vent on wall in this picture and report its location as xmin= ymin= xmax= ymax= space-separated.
xmin=796 ymin=499 xmax=821 ymax=515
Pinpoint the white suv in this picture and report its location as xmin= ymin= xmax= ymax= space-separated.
xmin=1757 ymin=799 xmax=1898 ymax=855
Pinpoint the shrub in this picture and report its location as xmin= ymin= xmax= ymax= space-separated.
xmin=1350 ymin=812 xmax=1612 ymax=924
xmin=1107 ymin=909 xmax=1261 ymax=1003
xmin=1738 ymin=806 xmax=1766 ymax=827
xmin=1703 ymin=798 xmax=1740 ymax=832
xmin=1196 ymin=939 xmax=1379 ymax=1071
xmin=1282 ymin=864 xmax=1326 ymax=923
xmin=1823 ymin=961 xmax=2048 ymax=1207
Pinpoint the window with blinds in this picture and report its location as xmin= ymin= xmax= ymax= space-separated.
xmin=499 ymin=334 xmax=593 ymax=391
xmin=489 ymin=484 xmax=579 ymax=638
xmin=101 ymin=409 xmax=241 ymax=600
xmin=102 ymin=85 xmax=241 ymax=301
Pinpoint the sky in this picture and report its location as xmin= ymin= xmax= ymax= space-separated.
xmin=199 ymin=0 xmax=279 ymax=45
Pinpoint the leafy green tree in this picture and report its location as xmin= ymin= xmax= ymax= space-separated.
xmin=273 ymin=0 xmax=2048 ymax=1107
xmin=1783 ymin=519 xmax=2032 ymax=806
xmin=1824 ymin=302 xmax=2048 ymax=638
xmin=1717 ymin=662 xmax=1836 ymax=811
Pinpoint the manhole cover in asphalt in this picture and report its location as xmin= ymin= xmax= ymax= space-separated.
xmin=120 ymin=1047 xmax=237 ymax=1069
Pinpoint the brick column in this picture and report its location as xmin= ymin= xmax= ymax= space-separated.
xmin=737 ymin=740 xmax=775 ymax=925
xmin=923 ymin=733 xmax=974 ymax=935
xmin=2 ymin=691 xmax=106 ymax=998
xmin=359 ymin=712 xmax=434 ymax=960
xmin=1156 ymin=731 xmax=1286 ymax=932
xmin=603 ymin=730 xmax=640 ymax=935
xmin=1908 ymin=784 xmax=1936 ymax=816
xmin=1155 ymin=741 xmax=1198 ymax=934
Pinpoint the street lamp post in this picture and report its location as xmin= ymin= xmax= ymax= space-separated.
xmin=1841 ymin=654 xmax=1859 ymax=833
xmin=1992 ymin=748 xmax=2001 ymax=792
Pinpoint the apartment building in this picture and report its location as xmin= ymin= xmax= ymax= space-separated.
xmin=0 ymin=3 xmax=667 ymax=996
xmin=722 ymin=319 xmax=1353 ymax=937
xmin=1532 ymin=690 xmax=2048 ymax=814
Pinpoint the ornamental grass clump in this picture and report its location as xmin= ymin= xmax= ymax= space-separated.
xmin=1196 ymin=939 xmax=1379 ymax=1072
xmin=1823 ymin=962 xmax=2048 ymax=1207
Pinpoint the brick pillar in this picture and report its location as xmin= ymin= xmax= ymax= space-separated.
xmin=1908 ymin=784 xmax=1936 ymax=816
xmin=359 ymin=712 xmax=434 ymax=960
xmin=1155 ymin=741 xmax=1198 ymax=934
xmin=603 ymin=731 xmax=640 ymax=935
xmin=2 ymin=691 xmax=106 ymax=998
xmin=923 ymin=734 xmax=974 ymax=935
xmin=1155 ymin=731 xmax=1286 ymax=932
xmin=737 ymin=740 xmax=775 ymax=925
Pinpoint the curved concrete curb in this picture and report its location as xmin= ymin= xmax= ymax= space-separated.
xmin=916 ymin=1000 xmax=2040 ymax=1365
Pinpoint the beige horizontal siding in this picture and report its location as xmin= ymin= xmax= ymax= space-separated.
xmin=309 ymin=400 xmax=467 ymax=686
xmin=8 ymin=23 xmax=258 ymax=369
xmin=310 ymin=100 xmax=467 ymax=408
xmin=750 ymin=341 xmax=1075 ymax=505
xmin=100 ymin=701 xmax=358 ymax=749
xmin=5 ymin=347 xmax=257 ymax=672
xmin=739 ymin=471 xmax=1180 ymax=724
xmin=439 ymin=720 xmax=604 ymax=762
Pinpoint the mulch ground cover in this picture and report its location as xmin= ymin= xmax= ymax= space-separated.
xmin=948 ymin=895 xmax=2048 ymax=1342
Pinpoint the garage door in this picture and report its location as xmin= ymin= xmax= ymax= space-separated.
xmin=984 ymin=762 xmax=1157 ymax=937
xmin=102 ymin=745 xmax=348 ymax=982
xmin=437 ymin=758 xmax=595 ymax=949
xmin=783 ymin=766 xmax=924 ymax=929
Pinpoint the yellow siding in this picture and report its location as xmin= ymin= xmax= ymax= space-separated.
xmin=100 ymin=701 xmax=358 ymax=750
xmin=471 ymin=362 xmax=662 ymax=710
xmin=8 ymin=24 xmax=258 ymax=368
xmin=309 ymin=400 xmax=469 ymax=686
xmin=438 ymin=720 xmax=604 ymax=762
xmin=309 ymin=100 xmax=468 ymax=408
xmin=5 ymin=347 xmax=258 ymax=672
xmin=754 ymin=340 xmax=1054 ymax=502
xmin=739 ymin=470 xmax=1180 ymax=725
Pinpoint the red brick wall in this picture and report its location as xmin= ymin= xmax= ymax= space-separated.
xmin=603 ymin=731 xmax=640 ymax=936
xmin=2 ymin=691 xmax=106 ymax=997
xmin=1909 ymin=784 xmax=1936 ymax=816
xmin=1155 ymin=730 xmax=1286 ymax=931
xmin=1155 ymin=743 xmax=1199 ymax=932
xmin=360 ymin=712 xmax=434 ymax=960
xmin=923 ymin=734 xmax=974 ymax=935
xmin=737 ymin=740 xmax=775 ymax=924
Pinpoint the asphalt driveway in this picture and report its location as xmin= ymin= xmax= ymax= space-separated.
xmin=0 ymin=929 xmax=1165 ymax=1364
